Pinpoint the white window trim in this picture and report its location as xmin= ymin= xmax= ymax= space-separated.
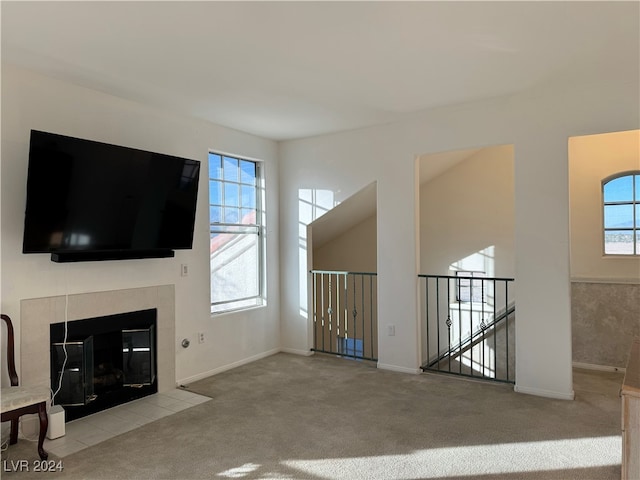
xmin=209 ymin=151 xmax=266 ymax=315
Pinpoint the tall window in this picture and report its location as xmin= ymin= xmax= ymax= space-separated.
xmin=209 ymin=153 xmax=263 ymax=313
xmin=603 ymin=172 xmax=640 ymax=255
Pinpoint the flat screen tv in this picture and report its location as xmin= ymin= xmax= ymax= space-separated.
xmin=23 ymin=130 xmax=200 ymax=262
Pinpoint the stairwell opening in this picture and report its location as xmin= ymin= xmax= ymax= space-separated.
xmin=417 ymin=145 xmax=516 ymax=382
xmin=307 ymin=182 xmax=378 ymax=361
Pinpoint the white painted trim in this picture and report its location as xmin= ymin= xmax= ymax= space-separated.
xmin=377 ymin=363 xmax=421 ymax=375
xmin=514 ymin=384 xmax=575 ymax=400
xmin=280 ymin=347 xmax=314 ymax=357
xmin=571 ymin=277 xmax=640 ymax=285
xmin=208 ymin=148 xmax=264 ymax=165
xmin=573 ymin=361 xmax=626 ymax=373
xmin=176 ymin=348 xmax=280 ymax=385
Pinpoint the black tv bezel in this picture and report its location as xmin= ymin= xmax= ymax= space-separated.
xmin=23 ymin=130 xmax=200 ymax=263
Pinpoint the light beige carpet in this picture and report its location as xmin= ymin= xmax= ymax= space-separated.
xmin=1 ymin=353 xmax=625 ymax=479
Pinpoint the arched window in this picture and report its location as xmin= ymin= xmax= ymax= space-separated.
xmin=602 ymin=172 xmax=640 ymax=255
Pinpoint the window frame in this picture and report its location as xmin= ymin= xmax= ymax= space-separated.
xmin=209 ymin=151 xmax=265 ymax=315
xmin=455 ymin=271 xmax=487 ymax=304
xmin=602 ymin=171 xmax=640 ymax=256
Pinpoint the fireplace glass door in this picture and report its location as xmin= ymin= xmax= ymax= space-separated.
xmin=122 ymin=325 xmax=156 ymax=386
xmin=51 ymin=336 xmax=94 ymax=406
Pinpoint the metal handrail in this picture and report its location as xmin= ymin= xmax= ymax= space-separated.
xmin=419 ymin=273 xmax=516 ymax=383
xmin=310 ymin=269 xmax=377 ymax=276
xmin=310 ymin=270 xmax=378 ymax=362
xmin=418 ymin=273 xmax=514 ymax=282
xmin=426 ymin=303 xmax=515 ymax=368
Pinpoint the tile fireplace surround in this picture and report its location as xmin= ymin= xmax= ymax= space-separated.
xmin=20 ymin=285 xmax=175 ymax=396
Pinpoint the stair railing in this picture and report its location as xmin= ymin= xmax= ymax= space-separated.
xmin=310 ymin=270 xmax=378 ymax=361
xmin=418 ymin=274 xmax=515 ymax=383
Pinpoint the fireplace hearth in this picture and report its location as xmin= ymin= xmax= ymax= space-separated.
xmin=50 ymin=309 xmax=157 ymax=421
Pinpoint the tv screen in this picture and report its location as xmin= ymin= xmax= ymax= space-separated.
xmin=23 ymin=130 xmax=200 ymax=262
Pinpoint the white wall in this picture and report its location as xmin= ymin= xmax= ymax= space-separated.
xmin=313 ymin=215 xmax=377 ymax=272
xmin=279 ymin=78 xmax=640 ymax=399
xmin=568 ymin=130 xmax=640 ymax=369
xmin=569 ymin=129 xmax=640 ymax=281
xmin=0 ymin=65 xmax=281 ymax=385
xmin=419 ymin=145 xmax=515 ymax=277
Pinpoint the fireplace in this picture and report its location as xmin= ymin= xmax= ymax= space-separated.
xmin=50 ymin=309 xmax=158 ymax=421
xmin=20 ymin=286 xmax=176 ymax=427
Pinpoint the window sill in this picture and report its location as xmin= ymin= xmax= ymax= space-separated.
xmin=211 ymin=303 xmax=267 ymax=318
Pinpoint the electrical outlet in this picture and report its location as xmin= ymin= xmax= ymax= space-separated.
xmin=181 ymin=264 xmax=188 ymax=277
xmin=198 ymin=332 xmax=205 ymax=344
xmin=387 ymin=324 xmax=395 ymax=336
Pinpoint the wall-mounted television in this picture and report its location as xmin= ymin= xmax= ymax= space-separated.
xmin=23 ymin=130 xmax=200 ymax=262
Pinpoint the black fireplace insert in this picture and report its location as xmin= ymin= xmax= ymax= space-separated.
xmin=50 ymin=309 xmax=157 ymax=421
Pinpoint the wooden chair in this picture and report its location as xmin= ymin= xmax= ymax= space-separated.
xmin=1 ymin=314 xmax=49 ymax=460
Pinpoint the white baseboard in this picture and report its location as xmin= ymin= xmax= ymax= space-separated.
xmin=377 ymin=363 xmax=421 ymax=375
xmin=514 ymin=384 xmax=575 ymax=400
xmin=280 ymin=347 xmax=314 ymax=356
xmin=573 ymin=361 xmax=626 ymax=373
xmin=177 ymin=348 xmax=280 ymax=386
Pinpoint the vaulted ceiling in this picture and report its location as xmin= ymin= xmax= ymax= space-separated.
xmin=2 ymin=1 xmax=638 ymax=141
